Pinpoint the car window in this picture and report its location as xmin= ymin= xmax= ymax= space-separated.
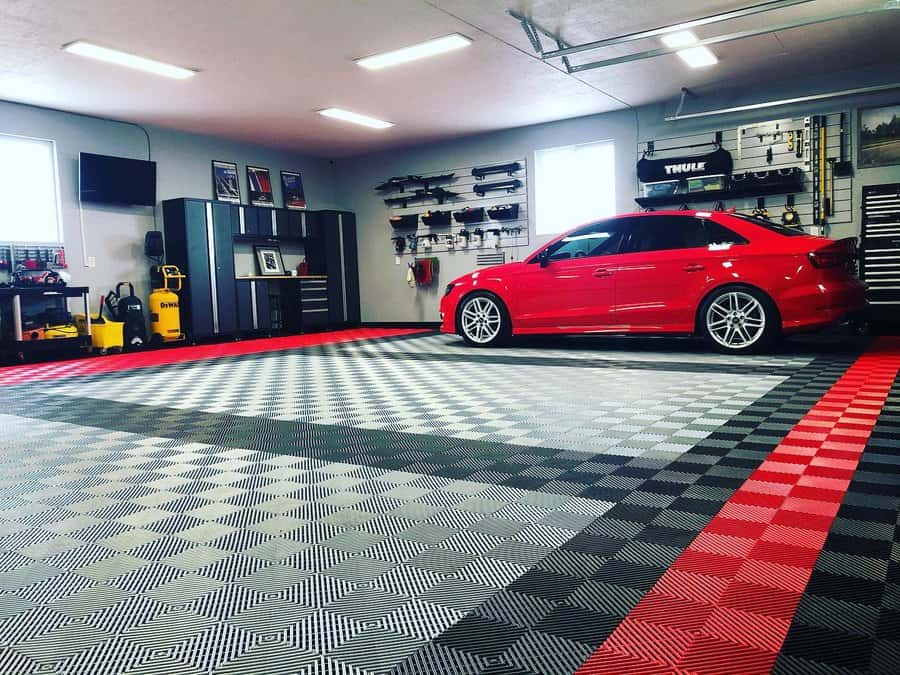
xmin=728 ymin=213 xmax=808 ymax=236
xmin=705 ymin=221 xmax=748 ymax=246
xmin=624 ymin=216 xmax=707 ymax=253
xmin=545 ymin=220 xmax=628 ymax=262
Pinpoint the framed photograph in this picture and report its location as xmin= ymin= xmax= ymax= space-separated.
xmin=247 ymin=165 xmax=275 ymax=207
xmin=254 ymin=245 xmax=285 ymax=276
xmin=281 ymin=170 xmax=307 ymax=210
xmin=859 ymin=103 xmax=900 ymax=168
xmin=212 ymin=160 xmax=241 ymax=203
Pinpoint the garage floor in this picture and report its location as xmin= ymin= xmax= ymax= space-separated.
xmin=0 ymin=329 xmax=897 ymax=675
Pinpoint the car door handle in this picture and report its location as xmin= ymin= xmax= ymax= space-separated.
xmin=593 ymin=268 xmax=613 ymax=278
xmin=683 ymin=264 xmax=705 ymax=272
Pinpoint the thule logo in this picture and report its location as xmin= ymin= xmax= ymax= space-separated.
xmin=664 ymin=161 xmax=706 ymax=175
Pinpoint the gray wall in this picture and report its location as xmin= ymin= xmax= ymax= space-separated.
xmin=0 ymin=100 xmax=339 ymax=306
xmin=336 ymin=64 xmax=900 ymax=324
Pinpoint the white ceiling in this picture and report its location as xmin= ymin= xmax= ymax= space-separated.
xmin=1 ymin=0 xmax=898 ymax=157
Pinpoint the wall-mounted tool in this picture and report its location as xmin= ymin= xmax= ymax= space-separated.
xmin=376 ymin=173 xmax=455 ymax=192
xmin=391 ymin=236 xmax=406 ymax=254
xmin=834 ymin=112 xmax=853 ymax=177
xmin=473 ymin=179 xmax=522 ymax=197
xmin=472 ymin=162 xmax=521 ymax=180
xmin=454 ymin=207 xmax=485 ymax=224
xmin=456 ymin=228 xmax=471 ymax=248
xmin=752 ymin=198 xmax=770 ymax=220
xmin=486 ymin=228 xmax=502 ymax=248
xmin=389 ymin=213 xmax=419 ymax=229
xmin=487 ymin=203 xmax=520 ymax=221
xmin=796 ymin=128 xmax=804 ymax=159
xmin=385 ymin=187 xmax=459 ymax=208
xmin=826 ymin=158 xmax=836 ymax=217
xmin=418 ymin=233 xmax=439 ymax=252
xmin=445 ymin=234 xmax=455 ymax=250
xmin=501 ymin=226 xmax=524 ymax=237
xmin=781 ymin=195 xmax=800 ymax=227
xmin=472 ymin=228 xmax=485 ymax=247
xmin=738 ymin=118 xmax=793 ymax=159
xmin=421 ymin=210 xmax=451 ymax=227
xmin=407 ymin=234 xmax=418 ymax=254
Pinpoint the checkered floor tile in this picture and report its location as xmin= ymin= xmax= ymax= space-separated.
xmin=0 ymin=330 xmax=894 ymax=674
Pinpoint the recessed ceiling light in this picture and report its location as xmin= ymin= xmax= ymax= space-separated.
xmin=676 ymin=45 xmax=718 ymax=68
xmin=660 ymin=30 xmax=698 ymax=48
xmin=318 ymin=108 xmax=394 ymax=129
xmin=356 ymin=33 xmax=472 ymax=70
xmin=62 ymin=41 xmax=196 ymax=79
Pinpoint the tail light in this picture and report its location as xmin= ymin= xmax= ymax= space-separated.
xmin=808 ymin=238 xmax=857 ymax=271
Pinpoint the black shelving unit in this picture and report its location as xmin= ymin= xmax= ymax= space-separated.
xmin=635 ymin=180 xmax=805 ymax=209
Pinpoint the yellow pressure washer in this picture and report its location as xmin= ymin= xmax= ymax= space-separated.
xmin=148 ymin=265 xmax=186 ymax=344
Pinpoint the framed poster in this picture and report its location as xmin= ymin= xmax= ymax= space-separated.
xmin=247 ymin=165 xmax=275 ymax=207
xmin=281 ymin=170 xmax=307 ymax=210
xmin=254 ymin=245 xmax=285 ymax=276
xmin=859 ymin=103 xmax=900 ymax=168
xmin=212 ymin=160 xmax=241 ymax=203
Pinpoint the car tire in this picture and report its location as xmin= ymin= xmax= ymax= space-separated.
xmin=457 ymin=291 xmax=511 ymax=347
xmin=699 ymin=285 xmax=779 ymax=354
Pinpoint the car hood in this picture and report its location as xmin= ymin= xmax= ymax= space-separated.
xmin=451 ymin=260 xmax=525 ymax=285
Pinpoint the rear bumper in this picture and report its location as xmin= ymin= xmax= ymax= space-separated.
xmin=780 ymin=278 xmax=867 ymax=332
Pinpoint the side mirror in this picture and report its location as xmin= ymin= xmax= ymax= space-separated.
xmin=538 ymin=249 xmax=550 ymax=268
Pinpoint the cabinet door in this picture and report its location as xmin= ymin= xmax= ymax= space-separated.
xmin=254 ymin=281 xmax=271 ymax=331
xmin=236 ymin=280 xmax=253 ymax=332
xmin=287 ymin=211 xmax=303 ymax=240
xmin=258 ymin=208 xmax=275 ymax=237
xmin=321 ymin=212 xmax=344 ymax=325
xmin=243 ymin=206 xmax=259 ymax=236
xmin=183 ymin=201 xmax=214 ymax=339
xmin=341 ymin=213 xmax=360 ymax=324
xmin=211 ymin=203 xmax=237 ymax=335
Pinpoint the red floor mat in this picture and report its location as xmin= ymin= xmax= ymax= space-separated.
xmin=0 ymin=328 xmax=428 ymax=385
xmin=577 ymin=337 xmax=900 ymax=675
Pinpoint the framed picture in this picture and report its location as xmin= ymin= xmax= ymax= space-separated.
xmin=281 ymin=170 xmax=307 ymax=210
xmin=247 ymin=166 xmax=275 ymax=207
xmin=212 ymin=160 xmax=241 ymax=203
xmin=254 ymin=245 xmax=285 ymax=276
xmin=859 ymin=103 xmax=900 ymax=168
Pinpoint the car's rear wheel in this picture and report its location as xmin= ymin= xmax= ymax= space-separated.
xmin=700 ymin=286 xmax=778 ymax=353
xmin=457 ymin=292 xmax=510 ymax=347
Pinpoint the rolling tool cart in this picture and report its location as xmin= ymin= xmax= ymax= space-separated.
xmin=0 ymin=286 xmax=91 ymax=361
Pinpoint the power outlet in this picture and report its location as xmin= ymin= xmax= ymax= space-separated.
xmin=87 ymin=256 xmax=96 ymax=268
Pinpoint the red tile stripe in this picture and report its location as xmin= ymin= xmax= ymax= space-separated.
xmin=0 ymin=328 xmax=428 ymax=385
xmin=577 ymin=337 xmax=900 ymax=675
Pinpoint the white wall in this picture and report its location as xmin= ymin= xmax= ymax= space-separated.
xmin=336 ymin=64 xmax=900 ymax=324
xmin=0 ymin=100 xmax=339 ymax=306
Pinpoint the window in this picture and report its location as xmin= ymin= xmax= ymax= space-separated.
xmin=728 ymin=213 xmax=807 ymax=237
xmin=544 ymin=220 xmax=627 ymax=261
xmin=705 ymin=221 xmax=748 ymax=246
xmin=0 ymin=134 xmax=62 ymax=243
xmin=625 ymin=216 xmax=707 ymax=253
xmin=534 ymin=140 xmax=615 ymax=236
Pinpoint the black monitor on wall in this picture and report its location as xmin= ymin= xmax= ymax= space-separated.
xmin=79 ymin=152 xmax=157 ymax=206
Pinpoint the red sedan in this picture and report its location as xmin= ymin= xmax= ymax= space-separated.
xmin=440 ymin=210 xmax=866 ymax=353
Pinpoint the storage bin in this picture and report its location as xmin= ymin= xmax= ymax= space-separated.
xmin=421 ymin=210 xmax=451 ymax=227
xmin=642 ymin=180 xmax=681 ymax=198
xmin=74 ymin=313 xmax=124 ymax=353
xmin=487 ymin=203 xmax=520 ymax=221
xmin=687 ymin=174 xmax=726 ymax=193
xmin=389 ymin=214 xmax=419 ymax=229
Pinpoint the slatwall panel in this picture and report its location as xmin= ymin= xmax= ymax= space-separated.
xmin=384 ymin=159 xmax=529 ymax=256
xmin=636 ymin=113 xmax=853 ymax=234
xmin=861 ymin=183 xmax=900 ymax=306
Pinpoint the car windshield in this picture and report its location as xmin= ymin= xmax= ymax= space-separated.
xmin=728 ymin=213 xmax=809 ymax=236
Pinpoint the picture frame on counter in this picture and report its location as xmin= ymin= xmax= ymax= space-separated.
xmin=281 ymin=170 xmax=307 ymax=210
xmin=247 ymin=165 xmax=275 ymax=207
xmin=212 ymin=160 xmax=241 ymax=203
xmin=254 ymin=245 xmax=285 ymax=276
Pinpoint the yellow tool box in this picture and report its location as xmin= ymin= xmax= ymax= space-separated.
xmin=74 ymin=311 xmax=124 ymax=354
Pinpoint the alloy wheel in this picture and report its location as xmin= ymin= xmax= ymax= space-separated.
xmin=706 ymin=291 xmax=766 ymax=349
xmin=460 ymin=296 xmax=502 ymax=344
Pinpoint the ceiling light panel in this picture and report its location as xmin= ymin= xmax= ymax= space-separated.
xmin=661 ymin=30 xmax=698 ymax=48
xmin=317 ymin=108 xmax=394 ymax=129
xmin=677 ymin=46 xmax=719 ymax=68
xmin=62 ymin=41 xmax=196 ymax=79
xmin=356 ymin=33 xmax=472 ymax=70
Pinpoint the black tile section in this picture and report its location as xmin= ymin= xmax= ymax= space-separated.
xmin=774 ymin=371 xmax=900 ymax=675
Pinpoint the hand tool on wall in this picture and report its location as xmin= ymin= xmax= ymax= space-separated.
xmin=834 ymin=112 xmax=853 ymax=177
xmin=826 ymin=158 xmax=836 ymax=217
xmin=472 ymin=228 xmax=485 ymax=247
xmin=782 ymin=195 xmax=800 ymax=227
xmin=819 ymin=118 xmax=828 ymax=228
xmin=391 ymin=236 xmax=406 ymax=254
xmin=752 ymin=198 xmax=770 ymax=220
xmin=487 ymin=228 xmax=502 ymax=248
xmin=457 ymin=229 xmax=471 ymax=248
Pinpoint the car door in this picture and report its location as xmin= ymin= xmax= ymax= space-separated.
xmin=612 ymin=215 xmax=712 ymax=331
xmin=514 ymin=219 xmax=629 ymax=330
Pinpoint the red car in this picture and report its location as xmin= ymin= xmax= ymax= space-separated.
xmin=440 ymin=210 xmax=866 ymax=353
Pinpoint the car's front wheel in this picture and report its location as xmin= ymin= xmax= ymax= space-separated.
xmin=457 ymin=292 xmax=510 ymax=347
xmin=700 ymin=286 xmax=779 ymax=353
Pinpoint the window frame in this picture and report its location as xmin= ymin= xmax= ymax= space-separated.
xmin=533 ymin=139 xmax=616 ymax=237
xmin=0 ymin=132 xmax=65 ymax=245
